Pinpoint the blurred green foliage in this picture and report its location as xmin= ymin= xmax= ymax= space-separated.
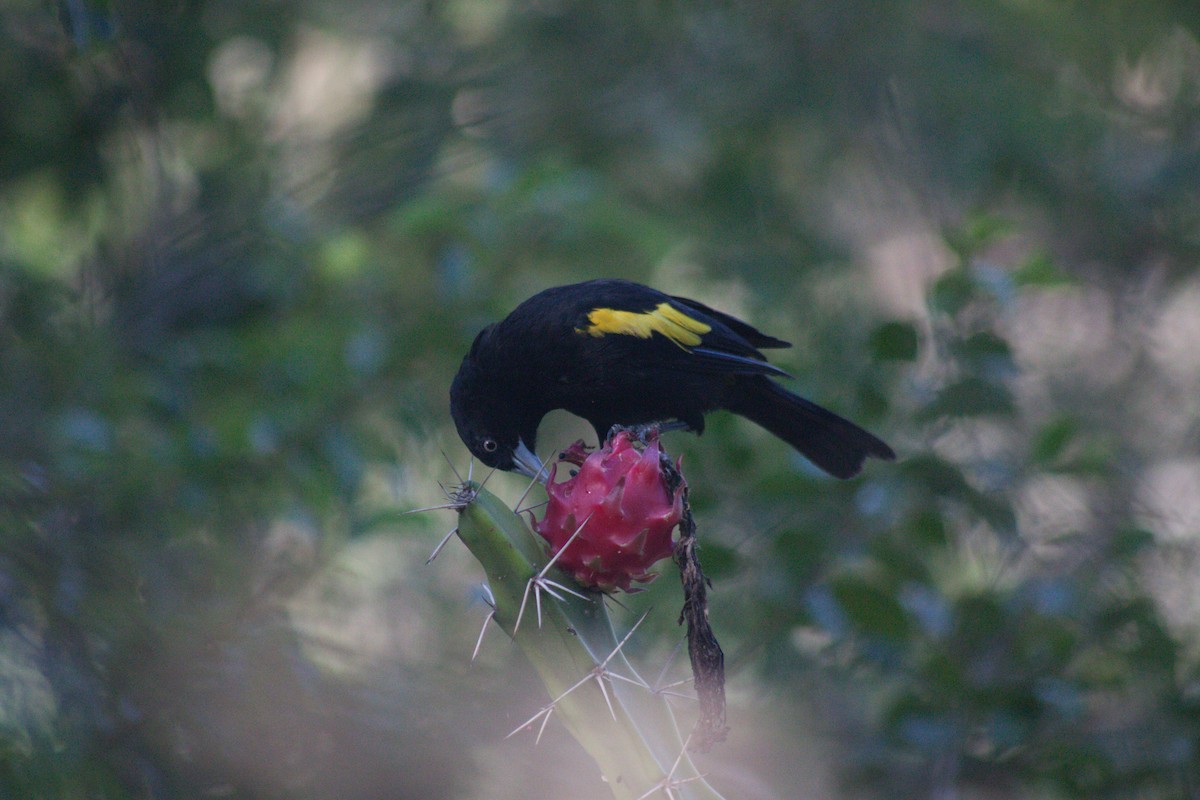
xmin=3 ymin=1 xmax=1200 ymax=798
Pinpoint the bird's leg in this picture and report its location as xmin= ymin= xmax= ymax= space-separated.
xmin=606 ymin=420 xmax=689 ymax=445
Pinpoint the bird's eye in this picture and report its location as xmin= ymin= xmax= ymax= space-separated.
xmin=481 ymin=438 xmax=498 ymax=453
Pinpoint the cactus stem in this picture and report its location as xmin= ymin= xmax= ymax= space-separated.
xmin=508 ymin=611 xmax=650 ymax=740
xmin=603 ymin=610 xmax=651 ymax=670
xmin=588 ymin=610 xmax=653 ymax=717
xmin=454 ymin=484 xmax=727 ymax=799
xmin=507 ymin=702 xmax=556 ymax=744
xmin=595 ymin=671 xmax=618 ymax=720
xmin=515 ymin=570 xmax=591 ymax=633
xmin=602 ymin=592 xmax=633 ymax=614
xmin=533 ymin=707 xmax=555 ymax=744
xmin=636 ymin=737 xmax=706 ymax=800
xmin=506 ymin=701 xmax=553 ymax=742
xmin=649 ymin=664 xmax=695 ymax=698
xmin=514 ymin=511 xmax=596 ymax=633
xmin=607 ymin=671 xmax=650 ymax=689
xmin=638 ymin=636 xmax=696 ymax=700
xmin=651 ymin=638 xmax=686 ymax=688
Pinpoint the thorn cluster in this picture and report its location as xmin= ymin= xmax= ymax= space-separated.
xmin=505 ymin=612 xmax=650 ymax=742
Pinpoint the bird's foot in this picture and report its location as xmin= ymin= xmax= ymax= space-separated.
xmin=556 ymin=440 xmax=593 ymax=467
xmin=607 ymin=421 xmax=688 ymax=445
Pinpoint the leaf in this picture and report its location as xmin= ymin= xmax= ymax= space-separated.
xmin=930 ymin=268 xmax=976 ymax=315
xmin=831 ymin=575 xmax=911 ymax=639
xmin=695 ymin=540 xmax=738 ymax=579
xmin=1014 ymin=251 xmax=1074 ymax=287
xmin=917 ymin=377 xmax=1015 ymax=420
xmin=1107 ymin=527 xmax=1156 ymax=559
xmin=944 ymin=214 xmax=1014 ymax=260
xmin=952 ymin=331 xmax=1015 ymax=374
xmin=954 ymin=593 xmax=1007 ymax=644
xmin=868 ymin=536 xmax=932 ymax=584
xmin=904 ymin=510 xmax=950 ymax=548
xmin=870 ymin=321 xmax=920 ymax=362
xmin=1031 ymin=416 xmax=1079 ymax=465
xmin=900 ymin=455 xmax=1018 ymax=536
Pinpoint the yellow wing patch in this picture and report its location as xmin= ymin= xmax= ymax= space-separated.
xmin=578 ymin=302 xmax=711 ymax=348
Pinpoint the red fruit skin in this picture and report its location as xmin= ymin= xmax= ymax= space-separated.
xmin=534 ymin=432 xmax=683 ymax=592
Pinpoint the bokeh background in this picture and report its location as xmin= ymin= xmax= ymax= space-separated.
xmin=4 ymin=1 xmax=1200 ymax=798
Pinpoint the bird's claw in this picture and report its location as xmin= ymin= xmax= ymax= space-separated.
xmin=606 ymin=421 xmax=688 ymax=445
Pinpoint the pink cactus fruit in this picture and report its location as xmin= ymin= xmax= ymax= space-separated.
xmin=534 ymin=431 xmax=684 ymax=592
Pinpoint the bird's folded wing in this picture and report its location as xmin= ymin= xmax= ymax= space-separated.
xmin=689 ymin=346 xmax=793 ymax=378
xmin=669 ymin=296 xmax=792 ymax=349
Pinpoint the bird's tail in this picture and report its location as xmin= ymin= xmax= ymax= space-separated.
xmin=726 ymin=377 xmax=895 ymax=479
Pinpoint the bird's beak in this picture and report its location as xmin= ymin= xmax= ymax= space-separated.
xmin=512 ymin=439 xmax=547 ymax=482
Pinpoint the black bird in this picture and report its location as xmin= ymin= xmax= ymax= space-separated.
xmin=450 ymin=279 xmax=894 ymax=479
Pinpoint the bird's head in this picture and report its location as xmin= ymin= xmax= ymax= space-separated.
xmin=449 ymin=327 xmax=545 ymax=478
